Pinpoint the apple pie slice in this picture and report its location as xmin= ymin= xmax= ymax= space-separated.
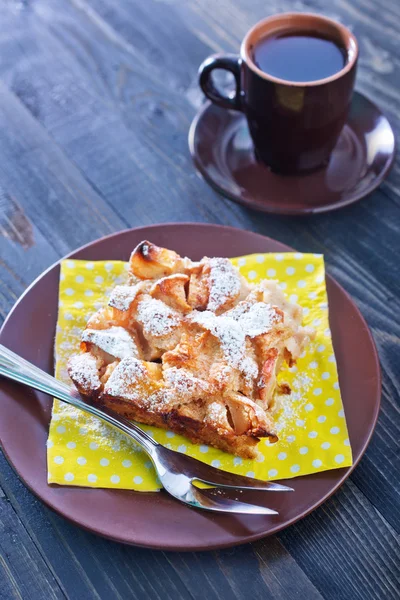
xmin=68 ymin=241 xmax=314 ymax=458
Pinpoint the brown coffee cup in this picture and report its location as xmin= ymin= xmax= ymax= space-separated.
xmin=198 ymin=13 xmax=358 ymax=174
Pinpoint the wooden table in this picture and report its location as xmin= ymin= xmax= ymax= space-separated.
xmin=0 ymin=1 xmax=399 ymax=598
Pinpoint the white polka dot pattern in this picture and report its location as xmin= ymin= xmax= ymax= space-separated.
xmin=47 ymin=253 xmax=352 ymax=491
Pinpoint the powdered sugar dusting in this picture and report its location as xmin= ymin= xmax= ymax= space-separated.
xmin=104 ymin=357 xmax=146 ymax=399
xmin=68 ymin=353 xmax=101 ymax=392
xmin=189 ymin=311 xmax=259 ymax=381
xmin=71 ymin=407 xmax=146 ymax=453
xmin=210 ymin=364 xmax=233 ymax=387
xmin=189 ymin=301 xmax=278 ymax=381
xmin=137 ymin=296 xmax=180 ymax=337
xmin=228 ymin=302 xmax=279 ymax=337
xmin=206 ymin=402 xmax=227 ymax=426
xmin=82 ymin=326 xmax=139 ymax=359
xmin=108 ymin=284 xmax=141 ymax=311
xmin=275 ymin=372 xmax=314 ymax=433
xmin=207 ymin=258 xmax=241 ymax=312
xmin=292 ymin=373 xmax=313 ymax=394
xmin=164 ymin=367 xmax=209 ymax=399
xmin=105 ymin=357 xmax=172 ymax=410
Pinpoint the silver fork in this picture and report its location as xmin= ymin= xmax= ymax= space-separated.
xmin=0 ymin=344 xmax=292 ymax=515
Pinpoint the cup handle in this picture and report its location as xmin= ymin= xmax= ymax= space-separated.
xmin=198 ymin=54 xmax=242 ymax=111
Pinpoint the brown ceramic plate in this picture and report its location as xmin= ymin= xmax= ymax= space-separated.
xmin=189 ymin=92 xmax=395 ymax=215
xmin=0 ymin=224 xmax=380 ymax=550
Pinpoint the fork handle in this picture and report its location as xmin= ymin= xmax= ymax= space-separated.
xmin=0 ymin=344 xmax=158 ymax=457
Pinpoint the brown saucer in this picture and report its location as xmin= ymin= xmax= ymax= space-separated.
xmin=0 ymin=224 xmax=381 ymax=550
xmin=189 ymin=92 xmax=395 ymax=215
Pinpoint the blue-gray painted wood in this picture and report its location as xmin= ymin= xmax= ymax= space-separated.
xmin=0 ymin=0 xmax=399 ymax=598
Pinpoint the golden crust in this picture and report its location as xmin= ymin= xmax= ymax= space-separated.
xmin=150 ymin=274 xmax=191 ymax=313
xmin=67 ymin=241 xmax=315 ymax=458
xmin=129 ymin=240 xmax=189 ymax=280
xmin=187 ymin=266 xmax=209 ymax=310
xmin=98 ymin=394 xmax=261 ymax=459
xmin=186 ymin=258 xmax=251 ymax=314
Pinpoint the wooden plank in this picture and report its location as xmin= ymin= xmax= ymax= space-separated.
xmin=215 ymin=539 xmax=323 ymax=600
xmin=0 ymin=0 xmax=399 ymax=599
xmin=0 ymin=197 xmax=61 ymax=320
xmin=156 ymin=538 xmax=324 ymax=600
xmin=0 ymin=3 xmax=220 ymax=229
xmin=279 ymin=480 xmax=400 ymax=600
xmin=0 ymin=484 xmax=65 ymax=600
xmin=0 ymin=0 xmax=397 ymax=275
xmin=67 ymin=0 xmax=213 ymax=90
xmin=350 ymin=400 xmax=400 ymax=532
xmin=0 ymin=79 xmax=125 ymax=258
xmin=252 ymin=537 xmax=323 ymax=599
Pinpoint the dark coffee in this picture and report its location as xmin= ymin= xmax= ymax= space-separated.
xmin=253 ymin=32 xmax=347 ymax=82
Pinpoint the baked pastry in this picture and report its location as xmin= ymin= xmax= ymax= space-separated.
xmin=68 ymin=241 xmax=314 ymax=458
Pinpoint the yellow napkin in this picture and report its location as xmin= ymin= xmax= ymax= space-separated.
xmin=48 ymin=253 xmax=352 ymax=490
